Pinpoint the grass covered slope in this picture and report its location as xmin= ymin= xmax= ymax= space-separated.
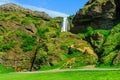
xmin=0 ymin=3 xmax=98 ymax=72
xmin=0 ymin=1 xmax=120 ymax=73
xmin=77 ymin=23 xmax=120 ymax=67
xmin=0 ymin=3 xmax=62 ymax=71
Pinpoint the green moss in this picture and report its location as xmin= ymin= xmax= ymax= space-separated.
xmin=102 ymin=51 xmax=118 ymax=65
xmin=103 ymin=24 xmax=120 ymax=56
xmin=21 ymin=37 xmax=36 ymax=51
xmin=0 ymin=41 xmax=16 ymax=52
xmin=37 ymin=26 xmax=49 ymax=38
xmin=15 ymin=31 xmax=37 ymax=51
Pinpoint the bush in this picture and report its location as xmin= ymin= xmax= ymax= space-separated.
xmin=37 ymin=26 xmax=49 ymax=38
xmin=21 ymin=36 xmax=36 ymax=51
xmin=86 ymin=27 xmax=110 ymax=37
xmin=15 ymin=31 xmax=37 ymax=51
xmin=0 ymin=41 xmax=16 ymax=52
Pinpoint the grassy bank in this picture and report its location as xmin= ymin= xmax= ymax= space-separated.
xmin=0 ymin=70 xmax=120 ymax=80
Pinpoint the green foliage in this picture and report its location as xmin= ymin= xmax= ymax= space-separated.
xmin=68 ymin=15 xmax=74 ymax=27
xmin=2 ymin=4 xmax=120 ymax=70
xmin=0 ymin=14 xmax=5 ymax=20
xmin=15 ymin=31 xmax=37 ymax=51
xmin=78 ymin=27 xmax=110 ymax=41
xmin=111 ymin=23 xmax=120 ymax=33
xmin=21 ymin=16 xmax=41 ymax=25
xmin=40 ymin=60 xmax=66 ymax=70
xmin=36 ymin=49 xmax=47 ymax=59
xmin=21 ymin=36 xmax=36 ymax=51
xmin=85 ymin=27 xmax=110 ymax=37
xmin=37 ymin=26 xmax=49 ymax=38
xmin=0 ymin=12 xmax=11 ymax=21
xmin=78 ymin=27 xmax=110 ymax=55
xmin=60 ymin=40 xmax=75 ymax=50
xmin=22 ymin=16 xmax=43 ymax=25
xmin=103 ymin=24 xmax=120 ymax=56
xmin=0 ymin=64 xmax=14 ymax=73
xmin=60 ymin=43 xmax=68 ymax=50
xmin=15 ymin=30 xmax=28 ymax=38
xmin=0 ymin=41 xmax=16 ymax=52
xmin=102 ymin=51 xmax=118 ymax=65
xmin=21 ymin=19 xmax=31 ymax=25
xmin=87 ymin=26 xmax=94 ymax=32
xmin=10 ymin=16 xmax=20 ymax=22
xmin=0 ymin=30 xmax=16 ymax=52
xmin=0 ymin=27 xmax=10 ymax=33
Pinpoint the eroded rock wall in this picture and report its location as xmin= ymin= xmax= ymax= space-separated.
xmin=71 ymin=0 xmax=120 ymax=33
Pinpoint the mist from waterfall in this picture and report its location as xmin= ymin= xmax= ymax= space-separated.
xmin=61 ymin=17 xmax=70 ymax=32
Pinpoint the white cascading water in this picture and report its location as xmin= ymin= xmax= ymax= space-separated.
xmin=61 ymin=17 xmax=70 ymax=32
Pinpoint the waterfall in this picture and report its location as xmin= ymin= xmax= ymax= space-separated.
xmin=61 ymin=17 xmax=70 ymax=32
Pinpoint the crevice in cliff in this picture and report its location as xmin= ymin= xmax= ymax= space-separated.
xmin=30 ymin=38 xmax=40 ymax=71
xmin=30 ymin=46 xmax=38 ymax=71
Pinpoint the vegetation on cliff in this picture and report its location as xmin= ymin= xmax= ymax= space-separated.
xmin=0 ymin=3 xmax=98 ymax=72
xmin=0 ymin=0 xmax=120 ymax=72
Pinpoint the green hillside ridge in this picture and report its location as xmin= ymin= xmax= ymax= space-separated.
xmin=0 ymin=0 xmax=120 ymax=73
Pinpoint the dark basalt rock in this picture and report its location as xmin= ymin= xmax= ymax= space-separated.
xmin=71 ymin=0 xmax=120 ymax=33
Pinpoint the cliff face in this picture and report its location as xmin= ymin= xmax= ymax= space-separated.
xmin=0 ymin=3 xmax=98 ymax=72
xmin=1 ymin=2 xmax=120 ymax=72
xmin=71 ymin=0 xmax=120 ymax=33
xmin=0 ymin=3 xmax=58 ymax=71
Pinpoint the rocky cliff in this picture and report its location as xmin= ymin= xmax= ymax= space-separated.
xmin=1 ymin=2 xmax=120 ymax=72
xmin=71 ymin=0 xmax=120 ymax=33
xmin=0 ymin=3 xmax=98 ymax=72
xmin=0 ymin=3 xmax=59 ymax=71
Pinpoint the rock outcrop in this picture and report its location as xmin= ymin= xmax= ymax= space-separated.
xmin=0 ymin=3 xmax=60 ymax=71
xmin=0 ymin=3 xmax=51 ymax=20
xmin=1 ymin=1 xmax=120 ymax=72
xmin=71 ymin=0 xmax=120 ymax=33
xmin=1 ymin=3 xmax=98 ymax=72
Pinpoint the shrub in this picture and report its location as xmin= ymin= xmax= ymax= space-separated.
xmin=21 ymin=37 xmax=36 ymax=51
xmin=0 ymin=41 xmax=16 ymax=52
xmin=86 ymin=27 xmax=110 ymax=37
xmin=15 ymin=31 xmax=37 ymax=51
xmin=37 ymin=26 xmax=49 ymax=38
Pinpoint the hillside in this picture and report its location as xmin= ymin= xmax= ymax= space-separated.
xmin=0 ymin=0 xmax=120 ymax=72
xmin=71 ymin=0 xmax=120 ymax=67
xmin=0 ymin=3 xmax=98 ymax=72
